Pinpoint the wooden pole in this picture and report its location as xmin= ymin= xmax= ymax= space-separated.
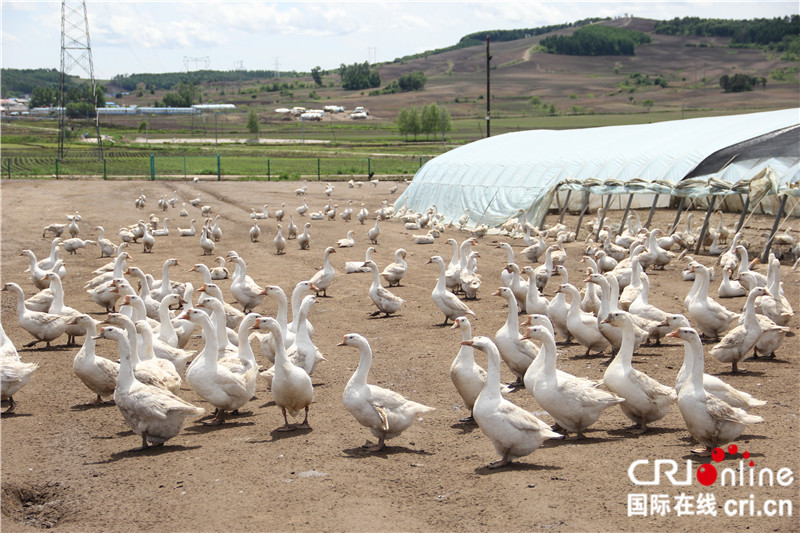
xmin=644 ymin=194 xmax=660 ymax=229
xmin=760 ymin=194 xmax=788 ymax=263
xmin=616 ymin=193 xmax=635 ymax=237
xmin=694 ymin=195 xmax=717 ymax=255
xmin=573 ymin=190 xmax=591 ymax=239
xmin=595 ymin=194 xmax=613 ymax=240
xmin=558 ymin=189 xmax=572 ymax=224
xmin=734 ymin=194 xmax=750 ymax=233
xmin=669 ymin=196 xmax=685 ymax=235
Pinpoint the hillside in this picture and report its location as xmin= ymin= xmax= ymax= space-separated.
xmin=4 ymin=17 xmax=799 ymax=128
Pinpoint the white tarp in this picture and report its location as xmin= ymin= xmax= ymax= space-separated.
xmin=394 ymin=108 xmax=800 ymax=228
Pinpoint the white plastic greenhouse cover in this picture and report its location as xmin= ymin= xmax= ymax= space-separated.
xmin=394 ymin=108 xmax=800 ymax=228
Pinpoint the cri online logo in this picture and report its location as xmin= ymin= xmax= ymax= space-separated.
xmin=628 ymin=445 xmax=794 ymax=487
xmin=697 ymin=445 xmax=751 ymax=486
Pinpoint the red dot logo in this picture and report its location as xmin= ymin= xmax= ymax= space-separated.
xmin=697 ymin=464 xmax=718 ymax=486
xmin=743 ymin=451 xmax=750 ymax=459
xmin=727 ymin=444 xmax=738 ymax=455
xmin=711 ymin=447 xmax=725 ymax=462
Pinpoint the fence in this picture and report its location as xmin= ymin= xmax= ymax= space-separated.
xmin=2 ymin=153 xmax=433 ymax=181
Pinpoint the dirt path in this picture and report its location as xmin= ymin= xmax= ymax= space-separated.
xmin=1 ymin=178 xmax=797 ymax=532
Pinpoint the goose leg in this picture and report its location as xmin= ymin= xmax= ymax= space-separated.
xmin=277 ymin=407 xmax=295 ymax=431
xmin=89 ymin=395 xmax=103 ymax=405
xmin=2 ymin=396 xmax=17 ymax=414
xmin=691 ymin=446 xmax=712 ymax=456
xmin=295 ymin=407 xmax=310 ymax=429
xmin=203 ymin=409 xmax=226 ymax=425
xmin=629 ymin=416 xmax=648 ymax=435
xmin=487 ymin=451 xmax=511 ymax=469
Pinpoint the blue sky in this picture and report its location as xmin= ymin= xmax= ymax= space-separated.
xmin=2 ymin=1 xmax=798 ymax=80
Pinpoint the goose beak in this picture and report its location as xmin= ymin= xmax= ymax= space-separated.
xmin=91 ymin=333 xmax=103 ymax=340
xmin=522 ymin=315 xmax=532 ymax=326
xmin=176 ymin=311 xmax=190 ymax=320
xmin=425 ymin=258 xmax=433 ymax=264
xmin=67 ymin=317 xmax=79 ymax=325
xmin=656 ymin=318 xmax=670 ymax=328
xmin=583 ymin=277 xmax=593 ymax=284
xmin=600 ymin=317 xmax=611 ymax=325
xmin=309 ymin=283 xmax=319 ymax=292
xmin=460 ymin=340 xmax=473 ymax=346
xmin=249 ymin=318 xmax=261 ymax=331
xmin=336 ymin=336 xmax=347 ymax=347
xmin=450 ymin=321 xmax=460 ymax=330
xmin=492 ymin=288 xmax=502 ymax=297
xmin=666 ymin=329 xmax=681 ymax=339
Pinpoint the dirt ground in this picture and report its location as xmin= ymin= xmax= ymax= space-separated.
xmin=1 ymin=178 xmax=797 ymax=532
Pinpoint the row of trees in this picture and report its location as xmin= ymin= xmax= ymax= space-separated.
xmin=339 ymin=62 xmax=380 ymax=91
xmin=396 ymin=103 xmax=452 ymax=141
xmin=28 ymin=83 xmax=106 ymax=117
xmin=719 ymin=73 xmax=767 ymax=92
xmin=541 ymin=25 xmax=651 ymax=56
xmin=654 ymin=16 xmax=799 ymax=46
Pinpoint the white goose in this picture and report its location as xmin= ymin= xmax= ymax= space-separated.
xmin=427 ymin=256 xmax=475 ymax=325
xmin=181 ymin=309 xmax=252 ymax=425
xmin=710 ymin=286 xmax=784 ymax=372
xmin=205 ymin=256 xmax=227 ymax=280
xmin=338 ymin=333 xmax=434 ymax=451
xmin=44 ymin=272 xmax=89 ymax=346
xmin=309 ymin=246 xmax=336 ymax=297
xmin=523 ymin=266 xmax=550 ymax=317
xmin=287 ymin=215 xmax=298 ymax=239
xmin=545 ymin=265 xmax=571 ymax=343
xmin=465 ymin=336 xmax=561 ymax=468
xmin=670 ymin=326 xmax=763 ymax=455
xmin=178 ymin=219 xmax=197 ymax=237
xmin=228 ymin=255 xmax=266 ymax=312
xmin=522 ymin=325 xmax=623 ymax=439
xmin=105 ymin=313 xmax=180 ymax=395
xmin=601 ymin=311 xmax=675 ymax=433
xmin=297 ymin=222 xmax=312 ymax=250
xmin=96 ymin=326 xmax=203 ymax=450
xmin=718 ymin=266 xmax=747 ymax=298
xmin=380 ymin=248 xmax=407 ymax=287
xmin=496 ymin=242 xmax=516 ymax=287
xmin=362 ymin=260 xmax=404 ymax=317
xmin=2 ymin=282 xmax=66 ymax=348
xmin=450 ymin=316 xmax=489 ymax=423
xmin=20 ymin=249 xmax=57 ymax=290
xmin=70 ymin=314 xmax=119 ymax=404
xmin=1 ymin=343 xmax=38 ymax=414
xmin=255 ymin=317 xmax=313 ymax=431
xmin=756 ymin=254 xmax=794 ymax=327
xmin=337 ymin=230 xmax=356 ymax=248
xmin=197 ymin=282 xmax=244 ymax=331
xmin=505 ymin=263 xmax=529 ymax=312
xmin=1 ymin=322 xmax=19 ymax=361
xmin=459 ymin=251 xmax=481 ymax=300
xmin=273 ymin=224 xmax=287 ymax=255
xmin=687 ymin=263 xmax=738 ymax=340
xmin=662 ymin=319 xmax=766 ymax=411
xmin=288 ymin=280 xmax=317 ymax=338
xmin=345 ymin=246 xmax=375 ymax=274
xmin=251 ymin=285 xmax=293 ymax=363
xmin=367 ymin=218 xmax=381 ymax=245
xmin=493 ymin=287 xmax=537 ymax=385
xmin=557 ymin=283 xmax=610 ymax=357
xmin=199 ymin=226 xmax=215 ymax=256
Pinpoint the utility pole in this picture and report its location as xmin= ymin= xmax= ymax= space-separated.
xmin=486 ymin=34 xmax=491 ymax=138
xmin=59 ymin=0 xmax=102 ymax=160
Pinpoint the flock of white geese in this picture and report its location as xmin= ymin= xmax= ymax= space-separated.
xmin=1 ymin=180 xmax=797 ymax=468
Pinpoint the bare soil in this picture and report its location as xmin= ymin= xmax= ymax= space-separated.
xmin=1 ymin=178 xmax=798 ymax=532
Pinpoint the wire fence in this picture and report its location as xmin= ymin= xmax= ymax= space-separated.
xmin=2 ymin=153 xmax=433 ymax=181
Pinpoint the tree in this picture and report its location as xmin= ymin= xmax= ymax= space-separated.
xmin=30 ymin=86 xmax=57 ymax=108
xmin=397 ymin=71 xmax=427 ymax=92
xmin=246 ymin=110 xmax=259 ymax=136
xmin=162 ymin=81 xmax=198 ymax=107
xmin=642 ymin=99 xmax=654 ymax=112
xmin=339 ymin=62 xmax=381 ymax=90
xmin=311 ymin=66 xmax=323 ymax=87
xmin=397 ymin=106 xmax=421 ymax=140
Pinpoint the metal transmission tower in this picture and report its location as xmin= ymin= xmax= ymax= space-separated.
xmin=58 ymin=0 xmax=103 ymax=160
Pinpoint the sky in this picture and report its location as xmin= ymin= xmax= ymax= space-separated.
xmin=2 ymin=1 xmax=798 ymax=81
